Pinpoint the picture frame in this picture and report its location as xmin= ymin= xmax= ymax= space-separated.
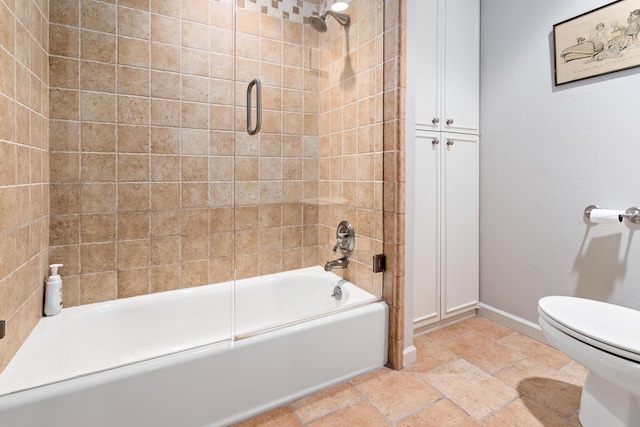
xmin=553 ymin=0 xmax=640 ymax=85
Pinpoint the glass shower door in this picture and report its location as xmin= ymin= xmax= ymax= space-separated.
xmin=231 ymin=0 xmax=385 ymax=339
xmin=207 ymin=0 xmax=236 ymax=344
xmin=230 ymin=2 xmax=314 ymax=338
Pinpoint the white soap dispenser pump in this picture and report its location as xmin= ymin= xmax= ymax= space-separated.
xmin=44 ymin=264 xmax=64 ymax=316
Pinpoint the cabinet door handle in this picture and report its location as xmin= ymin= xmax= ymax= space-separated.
xmin=446 ymin=139 xmax=454 ymax=146
xmin=432 ymin=138 xmax=439 ymax=145
xmin=446 ymin=119 xmax=454 ymax=125
xmin=432 ymin=118 xmax=440 ymax=125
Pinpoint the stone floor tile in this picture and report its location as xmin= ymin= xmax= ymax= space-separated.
xmin=422 ymin=359 xmax=518 ymax=419
xmin=395 ymin=398 xmax=480 ymax=427
xmin=458 ymin=316 xmax=516 ymax=341
xmin=290 ymin=381 xmax=364 ymax=424
xmin=499 ymin=333 xmax=573 ymax=370
xmin=241 ymin=316 xmax=587 ymax=427
xmin=482 ymin=397 xmax=576 ymax=427
xmin=560 ymin=362 xmax=588 ymax=387
xmin=404 ymin=335 xmax=459 ymax=374
xmin=233 ymin=407 xmax=302 ymax=427
xmin=424 ymin=323 xmax=471 ymax=342
xmin=443 ymin=332 xmax=525 ymax=374
xmin=307 ymin=400 xmax=391 ymax=427
xmin=495 ymin=358 xmax=581 ymax=417
xmin=568 ymin=412 xmax=583 ymax=426
xmin=353 ymin=368 xmax=441 ymax=421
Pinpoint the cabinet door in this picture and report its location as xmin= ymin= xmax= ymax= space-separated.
xmin=414 ymin=0 xmax=441 ymax=131
xmin=412 ymin=130 xmax=441 ymax=328
xmin=441 ymin=133 xmax=478 ymax=318
xmin=441 ymin=0 xmax=479 ymax=134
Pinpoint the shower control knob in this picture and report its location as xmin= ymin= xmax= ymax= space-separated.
xmin=432 ymin=118 xmax=440 ymax=125
xmin=446 ymin=119 xmax=454 ymax=125
xmin=334 ymin=221 xmax=355 ymax=255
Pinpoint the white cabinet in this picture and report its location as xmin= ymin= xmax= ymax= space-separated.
xmin=410 ymin=0 xmax=479 ymax=331
xmin=412 ymin=131 xmax=479 ymax=329
xmin=412 ymin=131 xmax=440 ymax=327
xmin=415 ymin=0 xmax=479 ymax=135
xmin=409 ymin=0 xmax=479 ymax=330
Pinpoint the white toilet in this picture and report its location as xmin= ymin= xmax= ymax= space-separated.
xmin=538 ymin=296 xmax=640 ymax=427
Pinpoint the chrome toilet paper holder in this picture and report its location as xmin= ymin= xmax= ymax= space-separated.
xmin=584 ymin=205 xmax=640 ymax=224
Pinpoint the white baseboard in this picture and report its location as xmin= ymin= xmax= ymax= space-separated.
xmin=413 ymin=310 xmax=477 ymax=337
xmin=402 ymin=345 xmax=417 ymax=368
xmin=477 ymin=303 xmax=550 ymax=345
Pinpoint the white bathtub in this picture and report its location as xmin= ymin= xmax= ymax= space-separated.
xmin=0 ymin=266 xmax=387 ymax=426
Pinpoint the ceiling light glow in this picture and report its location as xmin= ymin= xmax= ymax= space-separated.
xmin=331 ymin=1 xmax=348 ymax=12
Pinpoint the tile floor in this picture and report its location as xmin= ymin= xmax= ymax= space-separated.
xmin=235 ymin=316 xmax=586 ymax=427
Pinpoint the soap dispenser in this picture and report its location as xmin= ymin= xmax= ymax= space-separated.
xmin=44 ymin=264 xmax=64 ymax=316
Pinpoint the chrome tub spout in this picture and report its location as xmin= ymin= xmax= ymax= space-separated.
xmin=324 ymin=256 xmax=349 ymax=271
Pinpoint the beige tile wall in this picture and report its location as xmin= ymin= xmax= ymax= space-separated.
xmin=0 ymin=0 xmax=404 ymax=369
xmin=0 ymin=0 xmax=50 ymax=372
xmin=0 ymin=0 xmax=404 ymax=374
xmin=315 ymin=0 xmax=408 ymax=369
xmin=316 ymin=0 xmax=385 ymax=299
xmin=48 ymin=0 xmax=322 ymax=305
xmin=230 ymin=7 xmax=321 ymax=280
xmin=46 ymin=0 xmax=401 ymax=366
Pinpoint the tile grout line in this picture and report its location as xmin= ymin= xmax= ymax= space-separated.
xmin=414 ymin=365 xmax=481 ymax=422
xmin=416 ymin=331 xmax=580 ymax=423
xmin=388 ymin=396 xmax=447 ymax=425
xmin=296 ymin=393 xmax=367 ymax=426
xmin=477 ymin=393 xmax=523 ymax=424
xmin=346 ymin=373 xmax=393 ymax=425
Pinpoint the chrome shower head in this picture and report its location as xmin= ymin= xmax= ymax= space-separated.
xmin=309 ymin=15 xmax=328 ymax=32
xmin=309 ymin=10 xmax=350 ymax=33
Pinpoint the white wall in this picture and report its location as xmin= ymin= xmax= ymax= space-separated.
xmin=481 ymin=0 xmax=640 ymax=323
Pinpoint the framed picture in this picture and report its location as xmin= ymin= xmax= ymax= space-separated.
xmin=554 ymin=0 xmax=640 ymax=85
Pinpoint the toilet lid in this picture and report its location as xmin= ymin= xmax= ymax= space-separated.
xmin=539 ymin=296 xmax=640 ymax=362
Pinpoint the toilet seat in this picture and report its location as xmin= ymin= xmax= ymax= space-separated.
xmin=538 ymin=296 xmax=640 ymax=363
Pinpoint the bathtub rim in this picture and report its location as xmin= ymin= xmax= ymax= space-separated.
xmin=235 ymin=297 xmax=382 ymax=340
xmin=0 ymin=301 xmax=389 ymax=427
xmin=0 ymin=297 xmax=384 ymax=398
xmin=0 ymin=266 xmax=382 ymax=397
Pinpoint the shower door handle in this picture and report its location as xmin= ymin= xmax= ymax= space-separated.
xmin=247 ymin=78 xmax=262 ymax=135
